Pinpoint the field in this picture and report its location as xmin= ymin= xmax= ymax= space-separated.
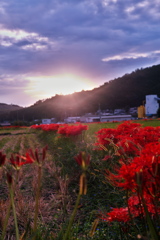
xmin=0 ymin=119 xmax=160 ymax=240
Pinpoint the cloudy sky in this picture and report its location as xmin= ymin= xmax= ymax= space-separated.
xmin=0 ymin=0 xmax=160 ymax=107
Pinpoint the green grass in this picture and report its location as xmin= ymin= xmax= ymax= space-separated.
xmin=134 ymin=118 xmax=160 ymax=127
xmin=0 ymin=137 xmax=10 ymax=149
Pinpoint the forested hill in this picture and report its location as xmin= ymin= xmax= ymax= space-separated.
xmin=0 ymin=103 xmax=22 ymax=115
xmin=1 ymin=64 xmax=160 ymax=122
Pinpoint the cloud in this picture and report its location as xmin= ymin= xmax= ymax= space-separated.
xmin=0 ymin=75 xmax=29 ymax=93
xmin=0 ymin=74 xmax=37 ymax=106
xmin=102 ymin=50 xmax=160 ymax=62
xmin=0 ymin=24 xmax=58 ymax=50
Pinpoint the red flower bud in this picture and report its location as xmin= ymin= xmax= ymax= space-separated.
xmin=74 ymin=152 xmax=90 ymax=170
xmin=0 ymin=151 xmax=6 ymax=167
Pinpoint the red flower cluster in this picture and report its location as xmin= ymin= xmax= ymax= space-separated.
xmin=31 ymin=123 xmax=88 ymax=137
xmin=25 ymin=145 xmax=48 ymax=166
xmin=95 ymin=121 xmax=160 ymax=157
xmin=31 ymin=123 xmax=60 ymax=132
xmin=9 ymin=153 xmax=34 ymax=170
xmin=101 ymin=207 xmax=130 ymax=223
xmin=58 ymin=124 xmax=88 ymax=136
xmin=0 ymin=126 xmax=27 ymax=129
xmin=97 ymin=121 xmax=160 ymax=223
xmin=2 ymin=146 xmax=48 ymax=170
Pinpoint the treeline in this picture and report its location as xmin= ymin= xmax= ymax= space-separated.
xmin=1 ymin=64 xmax=160 ymax=122
xmin=0 ymin=103 xmax=22 ymax=114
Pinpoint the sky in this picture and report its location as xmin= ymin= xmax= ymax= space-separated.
xmin=0 ymin=0 xmax=160 ymax=107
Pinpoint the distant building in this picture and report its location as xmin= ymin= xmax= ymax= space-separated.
xmin=100 ymin=115 xmax=132 ymax=122
xmin=145 ymin=95 xmax=160 ymax=117
xmin=80 ymin=114 xmax=132 ymax=123
xmin=129 ymin=107 xmax=137 ymax=114
xmin=63 ymin=109 xmax=134 ymax=124
xmin=0 ymin=121 xmax=11 ymax=126
xmin=64 ymin=116 xmax=80 ymax=123
xmin=114 ymin=109 xmax=126 ymax=115
xmin=80 ymin=115 xmax=100 ymax=123
xmin=42 ymin=118 xmax=56 ymax=124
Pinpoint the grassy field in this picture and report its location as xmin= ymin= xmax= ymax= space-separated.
xmin=0 ymin=119 xmax=160 ymax=239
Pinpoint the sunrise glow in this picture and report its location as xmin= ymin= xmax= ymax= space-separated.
xmin=26 ymin=73 xmax=95 ymax=99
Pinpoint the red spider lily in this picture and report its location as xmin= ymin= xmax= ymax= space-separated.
xmin=95 ymin=121 xmax=142 ymax=150
xmin=9 ymin=153 xmax=34 ymax=170
xmin=31 ymin=123 xmax=88 ymax=136
xmin=97 ymin=122 xmax=160 ymax=230
xmin=30 ymin=124 xmax=43 ymax=129
xmin=57 ymin=124 xmax=68 ymax=135
xmin=101 ymin=194 xmax=160 ymax=224
xmin=107 ymin=143 xmax=160 ymax=191
xmin=96 ymin=122 xmax=160 ymax=148
xmin=74 ymin=152 xmax=90 ymax=170
xmin=134 ymin=127 xmax=160 ymax=147
xmin=117 ymin=137 xmax=141 ymax=157
xmin=106 ymin=160 xmax=142 ymax=190
xmin=128 ymin=194 xmax=160 ymax=218
xmin=31 ymin=124 xmax=60 ymax=131
xmin=58 ymin=124 xmax=88 ymax=136
xmin=117 ymin=121 xmax=141 ymax=135
xmin=41 ymin=124 xmax=60 ymax=132
xmin=25 ymin=145 xmax=48 ymax=166
xmin=127 ymin=195 xmax=143 ymax=218
xmin=0 ymin=151 xmax=6 ymax=167
xmin=95 ymin=128 xmax=119 ymax=148
xmin=104 ymin=142 xmax=160 ymax=221
xmin=101 ymin=207 xmax=130 ymax=223
xmin=95 ymin=121 xmax=160 ymax=160
xmin=31 ymin=124 xmax=58 ymax=131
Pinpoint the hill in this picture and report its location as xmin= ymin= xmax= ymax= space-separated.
xmin=1 ymin=64 xmax=160 ymax=122
xmin=0 ymin=103 xmax=23 ymax=115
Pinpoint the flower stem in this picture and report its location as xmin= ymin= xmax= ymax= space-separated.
xmin=63 ymin=192 xmax=81 ymax=240
xmin=1 ymin=200 xmax=12 ymax=240
xmin=9 ymin=186 xmax=19 ymax=240
xmin=141 ymin=194 xmax=159 ymax=240
xmin=33 ymin=166 xmax=42 ymax=232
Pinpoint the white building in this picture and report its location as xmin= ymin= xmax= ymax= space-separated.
xmin=145 ymin=95 xmax=160 ymax=116
xmin=100 ymin=115 xmax=132 ymax=122
xmin=80 ymin=114 xmax=132 ymax=123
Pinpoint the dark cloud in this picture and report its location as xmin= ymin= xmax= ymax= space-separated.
xmin=15 ymin=40 xmax=36 ymax=47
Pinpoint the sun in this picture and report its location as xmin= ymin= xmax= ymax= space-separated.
xmin=26 ymin=73 xmax=95 ymax=99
